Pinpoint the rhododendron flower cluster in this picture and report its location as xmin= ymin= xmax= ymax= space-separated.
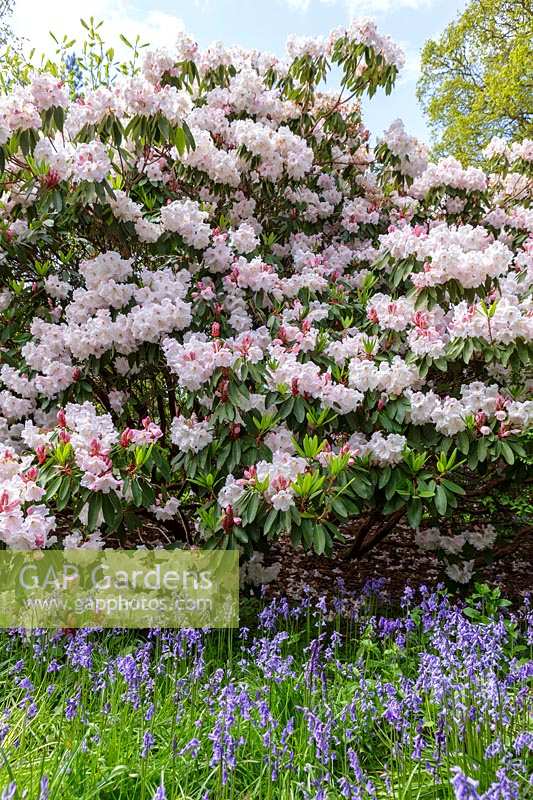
xmin=0 ymin=445 xmax=55 ymax=549
xmin=0 ymin=18 xmax=530 ymax=578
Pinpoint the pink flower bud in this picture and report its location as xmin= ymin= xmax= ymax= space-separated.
xmin=36 ymin=445 xmax=48 ymax=464
xmin=120 ymin=428 xmax=134 ymax=447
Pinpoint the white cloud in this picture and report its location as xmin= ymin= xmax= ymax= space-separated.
xmin=283 ymin=0 xmax=336 ymax=13
xmin=397 ymin=45 xmax=422 ymax=85
xmin=283 ymin=0 xmax=438 ymax=15
xmin=285 ymin=0 xmax=312 ymax=9
xmin=345 ymin=0 xmax=437 ymax=14
xmin=11 ymin=0 xmax=185 ymax=59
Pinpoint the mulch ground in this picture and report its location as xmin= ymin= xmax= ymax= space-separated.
xmin=63 ymin=511 xmax=532 ymax=604
xmin=262 ymin=520 xmax=533 ymax=604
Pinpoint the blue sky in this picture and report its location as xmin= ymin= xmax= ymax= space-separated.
xmin=13 ymin=0 xmax=468 ymax=143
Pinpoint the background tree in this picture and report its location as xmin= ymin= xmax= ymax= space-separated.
xmin=0 ymin=0 xmax=15 ymax=44
xmin=0 ymin=0 xmax=25 ymax=92
xmin=417 ymin=0 xmax=533 ymax=163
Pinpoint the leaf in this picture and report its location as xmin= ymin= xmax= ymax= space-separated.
xmin=263 ymin=507 xmax=278 ymax=537
xmin=293 ymin=396 xmax=306 ymax=424
xmin=301 ymin=518 xmax=314 ymax=549
xmin=378 ymin=466 xmax=391 ymax=489
xmin=119 ymin=33 xmax=133 ymax=48
xmin=140 ymin=479 xmax=155 ymax=506
xmin=44 ymin=474 xmax=63 ymax=502
xmin=173 ymin=126 xmax=187 ymax=155
xmin=216 ymin=443 xmax=231 ymax=470
xmin=55 ymin=481 xmax=72 ymax=512
xmin=130 ymin=480 xmax=143 ymax=507
xmin=182 ymin=120 xmax=196 ymax=150
xmin=101 ymin=492 xmax=120 ymax=527
xmin=500 ymin=441 xmax=514 ymax=465
xmin=441 ymin=479 xmax=465 ymax=495
xmin=463 ymin=339 xmax=474 ymax=363
xmin=407 ymin=499 xmax=422 ymax=529
xmin=232 ymin=527 xmax=248 ymax=544
xmin=107 ymin=490 xmax=123 ymax=516
xmin=152 ymin=449 xmax=171 ymax=482
xmin=246 ymin=492 xmax=260 ymax=525
xmin=313 ymin=525 xmax=326 ymax=555
xmin=87 ymin=494 xmax=102 ymax=530
xmin=331 ymin=497 xmax=349 ymax=518
xmin=53 ymin=106 xmax=64 ymax=132
xmin=435 ymin=485 xmax=447 ymax=515
xmin=352 ymin=479 xmax=373 ymax=500
xmin=457 ymin=430 xmax=470 ymax=455
xmin=158 ymin=116 xmax=170 ymax=140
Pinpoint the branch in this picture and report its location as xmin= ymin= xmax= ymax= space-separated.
xmin=357 ymin=509 xmax=405 ymax=559
xmin=343 ymin=508 xmax=405 ymax=560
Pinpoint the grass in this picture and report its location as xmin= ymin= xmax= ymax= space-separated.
xmin=0 ymin=583 xmax=531 ymax=800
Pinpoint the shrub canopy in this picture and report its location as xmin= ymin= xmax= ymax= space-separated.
xmin=0 ymin=19 xmax=531 ymax=582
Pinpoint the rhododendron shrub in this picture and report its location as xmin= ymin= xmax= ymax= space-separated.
xmin=0 ymin=20 xmax=531 ymax=574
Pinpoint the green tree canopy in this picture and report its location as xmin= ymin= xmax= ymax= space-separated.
xmin=417 ymin=0 xmax=533 ymax=163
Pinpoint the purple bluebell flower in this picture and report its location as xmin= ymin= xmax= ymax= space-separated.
xmin=451 ymin=767 xmax=481 ymax=799
xmin=484 ymin=739 xmax=502 ymax=759
xmin=141 ymin=731 xmax=155 ymax=758
xmin=481 ymin=768 xmax=520 ymax=799
xmin=1 ymin=784 xmax=16 ymax=800
xmin=39 ymin=775 xmax=49 ymax=800
xmin=152 ymin=782 xmax=166 ymax=800
xmin=177 ymin=738 xmax=201 ymax=758
xmin=64 ymin=690 xmax=81 ymax=721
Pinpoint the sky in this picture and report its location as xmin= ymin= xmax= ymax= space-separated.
xmin=11 ymin=0 xmax=468 ymax=143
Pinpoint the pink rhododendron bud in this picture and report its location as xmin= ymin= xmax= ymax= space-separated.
xmin=229 ymin=423 xmax=241 ymax=439
xmin=243 ymin=466 xmax=257 ymax=481
xmin=120 ymin=428 xmax=134 ymax=448
xmin=475 ymin=412 xmax=487 ymax=428
xmin=35 ymin=446 xmax=48 ymax=465
xmin=23 ymin=466 xmax=39 ymax=482
xmin=42 ymin=169 xmax=61 ymax=189
xmin=222 ymin=505 xmax=240 ymax=532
